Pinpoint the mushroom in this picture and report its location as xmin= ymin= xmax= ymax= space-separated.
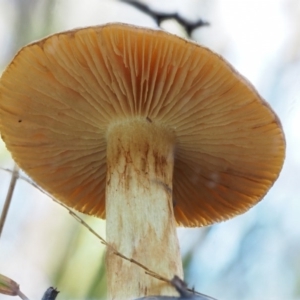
xmin=0 ymin=23 xmax=285 ymax=299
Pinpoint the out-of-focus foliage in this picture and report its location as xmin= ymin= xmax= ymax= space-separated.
xmin=0 ymin=1 xmax=299 ymax=299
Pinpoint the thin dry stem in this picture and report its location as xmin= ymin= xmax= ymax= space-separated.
xmin=17 ymin=290 xmax=30 ymax=300
xmin=0 ymin=167 xmax=212 ymax=297
xmin=0 ymin=167 xmax=170 ymax=283
xmin=0 ymin=164 xmax=19 ymax=238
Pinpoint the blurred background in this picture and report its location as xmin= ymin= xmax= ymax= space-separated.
xmin=0 ymin=0 xmax=299 ymax=299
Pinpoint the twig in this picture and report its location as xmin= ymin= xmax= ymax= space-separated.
xmin=17 ymin=290 xmax=30 ymax=300
xmin=0 ymin=168 xmax=169 ymax=282
xmin=0 ymin=164 xmax=19 ymax=238
xmin=121 ymin=0 xmax=209 ymax=36
xmin=136 ymin=275 xmax=217 ymax=299
xmin=0 ymin=167 xmax=216 ymax=298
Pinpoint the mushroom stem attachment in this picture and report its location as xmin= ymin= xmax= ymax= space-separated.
xmin=106 ymin=118 xmax=183 ymax=299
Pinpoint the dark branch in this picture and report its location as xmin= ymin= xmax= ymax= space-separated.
xmin=121 ymin=0 xmax=209 ymax=36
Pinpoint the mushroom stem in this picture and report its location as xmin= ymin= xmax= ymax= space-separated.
xmin=106 ymin=118 xmax=183 ymax=299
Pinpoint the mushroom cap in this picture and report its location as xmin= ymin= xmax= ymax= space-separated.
xmin=0 ymin=23 xmax=285 ymax=227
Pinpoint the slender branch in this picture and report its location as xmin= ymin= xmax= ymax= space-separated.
xmin=0 ymin=168 xmax=169 ymax=282
xmin=121 ymin=0 xmax=209 ymax=36
xmin=17 ymin=290 xmax=30 ymax=300
xmin=0 ymin=167 xmax=216 ymax=299
xmin=136 ymin=275 xmax=217 ymax=299
xmin=0 ymin=164 xmax=19 ymax=238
